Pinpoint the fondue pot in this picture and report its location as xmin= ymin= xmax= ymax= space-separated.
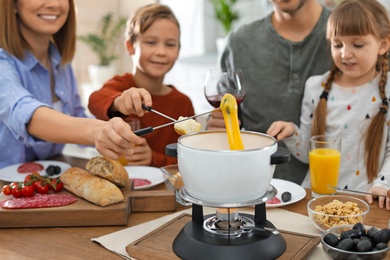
xmin=175 ymin=130 xmax=290 ymax=203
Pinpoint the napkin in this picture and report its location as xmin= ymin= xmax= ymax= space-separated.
xmin=92 ymin=207 xmax=327 ymax=259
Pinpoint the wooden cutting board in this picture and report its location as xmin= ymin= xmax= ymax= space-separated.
xmin=126 ymin=214 xmax=321 ymax=260
xmin=0 ymin=182 xmax=176 ymax=228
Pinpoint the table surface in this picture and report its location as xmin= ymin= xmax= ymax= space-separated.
xmin=0 ymin=155 xmax=388 ymax=259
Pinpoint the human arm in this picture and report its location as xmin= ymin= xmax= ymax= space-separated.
xmin=266 ymin=121 xmax=296 ymax=141
xmin=366 ymin=120 xmax=390 ymax=210
xmin=365 ymin=187 xmax=390 ymax=210
xmin=27 ymin=107 xmax=142 ymax=160
xmin=88 ymin=75 xmax=152 ymax=120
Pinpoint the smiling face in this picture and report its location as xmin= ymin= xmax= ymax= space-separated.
xmin=15 ymin=0 xmax=69 ymax=42
xmin=330 ymin=34 xmax=388 ymax=86
xmin=127 ymin=18 xmax=180 ymax=79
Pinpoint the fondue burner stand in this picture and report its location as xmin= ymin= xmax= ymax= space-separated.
xmin=173 ymin=185 xmax=286 ymax=260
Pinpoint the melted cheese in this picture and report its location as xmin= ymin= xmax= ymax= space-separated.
xmin=220 ymin=94 xmax=244 ymax=150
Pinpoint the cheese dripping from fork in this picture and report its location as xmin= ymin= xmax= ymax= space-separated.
xmin=220 ymin=93 xmax=244 ymax=150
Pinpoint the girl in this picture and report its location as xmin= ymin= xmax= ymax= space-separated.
xmin=88 ymin=4 xmax=196 ymax=167
xmin=0 ymin=0 xmax=148 ymax=168
xmin=267 ymin=0 xmax=390 ymax=210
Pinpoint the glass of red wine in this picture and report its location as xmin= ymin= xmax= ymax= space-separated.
xmin=204 ymin=68 xmax=245 ymax=108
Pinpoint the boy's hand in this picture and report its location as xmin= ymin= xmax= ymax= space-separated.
xmin=112 ymin=88 xmax=152 ymax=117
xmin=267 ymin=121 xmax=295 ymax=141
xmin=126 ymin=138 xmax=152 ymax=166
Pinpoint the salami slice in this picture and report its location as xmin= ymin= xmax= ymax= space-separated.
xmin=0 ymin=194 xmax=77 ymax=209
xmin=131 ymin=178 xmax=152 ymax=188
xmin=266 ymin=197 xmax=281 ymax=205
xmin=17 ymin=162 xmax=44 ymax=173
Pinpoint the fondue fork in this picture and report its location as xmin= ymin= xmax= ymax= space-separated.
xmin=134 ymin=108 xmax=220 ymax=136
xmin=142 ymin=104 xmax=177 ymax=122
xmin=327 ymin=185 xmax=390 ymax=198
xmin=241 ymin=225 xmax=280 ymax=235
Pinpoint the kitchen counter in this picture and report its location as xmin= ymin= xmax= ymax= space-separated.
xmin=0 ymin=155 xmax=388 ymax=259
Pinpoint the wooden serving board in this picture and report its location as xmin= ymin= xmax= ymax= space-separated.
xmin=0 ymin=187 xmax=132 ymax=228
xmin=0 ymin=182 xmax=175 ymax=228
xmin=126 ymin=214 xmax=321 ymax=260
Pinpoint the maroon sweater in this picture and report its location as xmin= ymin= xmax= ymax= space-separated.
xmin=88 ymin=73 xmax=195 ymax=167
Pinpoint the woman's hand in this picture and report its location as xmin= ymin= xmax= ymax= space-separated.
xmin=267 ymin=121 xmax=295 ymax=141
xmin=110 ymin=87 xmax=152 ymax=117
xmin=126 ymin=138 xmax=152 ymax=166
xmin=94 ymin=117 xmax=143 ymax=160
xmin=365 ymin=186 xmax=390 ymax=210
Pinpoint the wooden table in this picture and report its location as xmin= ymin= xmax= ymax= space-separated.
xmin=0 ymin=155 xmax=388 ymax=259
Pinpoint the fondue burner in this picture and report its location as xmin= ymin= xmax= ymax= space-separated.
xmin=172 ymin=185 xmax=287 ymax=260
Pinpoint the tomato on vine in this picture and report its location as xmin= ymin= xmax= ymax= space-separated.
xmin=2 ymin=185 xmax=12 ymax=196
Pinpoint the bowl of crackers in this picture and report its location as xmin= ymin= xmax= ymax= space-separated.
xmin=161 ymin=164 xmax=190 ymax=206
xmin=307 ymin=195 xmax=369 ymax=232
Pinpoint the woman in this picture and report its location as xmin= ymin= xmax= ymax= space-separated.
xmin=0 ymin=0 xmax=151 ymax=168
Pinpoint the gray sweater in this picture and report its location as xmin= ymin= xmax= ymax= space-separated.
xmin=221 ymin=7 xmax=333 ymax=184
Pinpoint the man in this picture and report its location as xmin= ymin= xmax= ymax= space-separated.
xmin=208 ymin=0 xmax=333 ymax=184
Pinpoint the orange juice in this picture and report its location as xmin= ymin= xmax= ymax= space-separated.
xmin=309 ymin=148 xmax=340 ymax=195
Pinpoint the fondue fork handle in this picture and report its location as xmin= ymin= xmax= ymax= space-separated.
xmin=328 ymin=185 xmax=390 ymax=198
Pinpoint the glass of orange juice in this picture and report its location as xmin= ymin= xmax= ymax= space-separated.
xmin=309 ymin=135 xmax=341 ymax=197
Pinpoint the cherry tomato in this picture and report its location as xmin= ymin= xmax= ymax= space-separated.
xmin=2 ymin=185 xmax=12 ymax=196
xmin=11 ymin=185 xmax=23 ymax=198
xmin=10 ymin=182 xmax=18 ymax=189
xmin=33 ymin=180 xmax=49 ymax=194
xmin=49 ymin=179 xmax=64 ymax=192
xmin=21 ymin=185 xmax=34 ymax=197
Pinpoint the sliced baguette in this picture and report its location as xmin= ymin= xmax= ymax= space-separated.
xmin=174 ymin=116 xmax=202 ymax=135
xmin=86 ymin=156 xmax=129 ymax=187
xmin=60 ymin=167 xmax=124 ymax=207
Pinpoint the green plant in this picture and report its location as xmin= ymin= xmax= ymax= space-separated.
xmin=210 ymin=0 xmax=239 ymax=35
xmin=78 ymin=13 xmax=127 ymax=66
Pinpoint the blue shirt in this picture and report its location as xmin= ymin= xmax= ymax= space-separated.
xmin=0 ymin=44 xmax=87 ymax=168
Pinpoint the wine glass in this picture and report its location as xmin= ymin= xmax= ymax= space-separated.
xmin=204 ymin=68 xmax=246 ymax=108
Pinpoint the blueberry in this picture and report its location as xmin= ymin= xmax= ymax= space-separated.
xmin=281 ymin=191 xmax=292 ymax=202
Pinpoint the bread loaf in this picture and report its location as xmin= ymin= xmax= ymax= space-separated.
xmin=86 ymin=156 xmax=129 ymax=187
xmin=60 ymin=167 xmax=124 ymax=206
xmin=174 ymin=116 xmax=201 ymax=135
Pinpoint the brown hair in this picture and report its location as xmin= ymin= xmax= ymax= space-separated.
xmin=312 ymin=0 xmax=390 ymax=182
xmin=125 ymin=4 xmax=180 ymax=45
xmin=0 ymin=0 xmax=76 ymax=65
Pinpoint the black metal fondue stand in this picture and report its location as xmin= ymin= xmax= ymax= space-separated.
xmin=166 ymin=144 xmax=291 ymax=260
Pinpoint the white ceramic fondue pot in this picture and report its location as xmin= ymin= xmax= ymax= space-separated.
xmin=177 ymin=131 xmax=289 ymax=203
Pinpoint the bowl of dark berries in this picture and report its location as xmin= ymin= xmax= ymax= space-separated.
xmin=321 ymin=223 xmax=390 ymax=260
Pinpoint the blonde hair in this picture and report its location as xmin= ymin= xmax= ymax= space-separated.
xmin=0 ymin=0 xmax=76 ymax=65
xmin=312 ymin=0 xmax=390 ymax=182
xmin=126 ymin=4 xmax=180 ymax=45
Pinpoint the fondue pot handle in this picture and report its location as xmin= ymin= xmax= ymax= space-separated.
xmin=165 ymin=143 xmax=178 ymax=157
xmin=271 ymin=146 xmax=291 ymax=165
xmin=166 ymin=143 xmax=291 ymax=165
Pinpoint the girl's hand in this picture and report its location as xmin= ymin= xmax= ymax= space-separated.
xmin=126 ymin=138 xmax=152 ymax=166
xmin=267 ymin=121 xmax=295 ymax=141
xmin=111 ymin=87 xmax=152 ymax=117
xmin=94 ymin=117 xmax=143 ymax=160
xmin=365 ymin=186 xmax=390 ymax=210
